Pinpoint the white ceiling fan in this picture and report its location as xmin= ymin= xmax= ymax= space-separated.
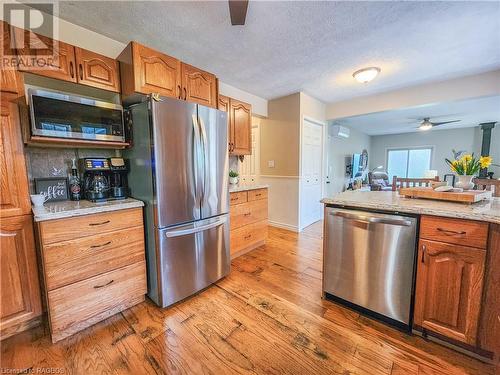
xmin=417 ymin=117 xmax=461 ymax=131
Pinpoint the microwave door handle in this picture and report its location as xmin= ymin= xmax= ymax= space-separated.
xmin=198 ymin=116 xmax=209 ymax=206
xmin=330 ymin=211 xmax=412 ymax=227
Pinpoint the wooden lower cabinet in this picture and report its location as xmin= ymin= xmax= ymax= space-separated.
xmin=0 ymin=215 xmax=42 ymax=339
xmin=414 ymin=239 xmax=485 ymax=345
xmin=229 ymin=188 xmax=268 ymax=257
xmin=37 ymin=207 xmax=147 ymax=343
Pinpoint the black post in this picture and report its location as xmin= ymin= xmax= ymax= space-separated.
xmin=479 ymin=122 xmax=496 ymax=177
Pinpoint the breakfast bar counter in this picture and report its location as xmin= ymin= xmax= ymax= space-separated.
xmin=322 ymin=190 xmax=500 ymax=224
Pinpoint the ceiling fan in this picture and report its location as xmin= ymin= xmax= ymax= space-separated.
xmin=228 ymin=0 xmax=249 ymax=25
xmin=417 ymin=117 xmax=461 ymax=131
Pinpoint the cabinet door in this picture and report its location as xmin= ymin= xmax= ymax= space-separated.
xmin=414 ymin=239 xmax=486 ymax=345
xmin=14 ymin=27 xmax=76 ymax=82
xmin=133 ymin=42 xmax=181 ymax=98
xmin=0 ymin=215 xmax=42 ymax=339
xmin=229 ymin=99 xmax=251 ymax=155
xmin=74 ymin=47 xmax=120 ymax=92
xmin=0 ymin=94 xmax=31 ymax=218
xmin=1 ymin=22 xmax=22 ymax=94
xmin=181 ymin=63 xmax=217 ymax=108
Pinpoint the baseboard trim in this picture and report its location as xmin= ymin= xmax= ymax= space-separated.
xmin=268 ymin=221 xmax=299 ymax=232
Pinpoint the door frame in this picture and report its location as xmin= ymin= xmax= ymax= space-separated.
xmin=298 ymin=116 xmax=326 ymax=231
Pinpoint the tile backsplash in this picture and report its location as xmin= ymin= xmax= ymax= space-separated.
xmin=24 ymin=146 xmax=120 ymax=193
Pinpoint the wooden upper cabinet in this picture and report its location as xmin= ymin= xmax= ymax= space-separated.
xmin=119 ymin=42 xmax=181 ymax=98
xmin=0 ymin=214 xmax=42 ymax=339
xmin=181 ymin=63 xmax=217 ymax=108
xmin=13 ymin=27 xmax=76 ymax=83
xmin=1 ymin=22 xmax=23 ymax=95
xmin=218 ymin=94 xmax=230 ymax=112
xmin=414 ymin=239 xmax=486 ymax=345
xmin=230 ymin=99 xmax=251 ymax=155
xmin=74 ymin=47 xmax=120 ymax=92
xmin=0 ymin=94 xmax=31 ymax=218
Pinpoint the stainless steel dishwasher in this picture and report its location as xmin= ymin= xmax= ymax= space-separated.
xmin=323 ymin=206 xmax=418 ymax=330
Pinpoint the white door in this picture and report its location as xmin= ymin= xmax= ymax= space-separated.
xmin=239 ymin=125 xmax=260 ymax=184
xmin=301 ymin=119 xmax=323 ymax=229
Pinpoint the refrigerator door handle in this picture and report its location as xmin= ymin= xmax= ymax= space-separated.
xmin=192 ymin=114 xmax=203 ymax=204
xmin=198 ymin=116 xmax=209 ymax=205
xmin=165 ymin=216 xmax=227 ymax=238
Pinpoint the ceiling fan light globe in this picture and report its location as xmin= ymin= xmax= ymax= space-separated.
xmin=419 ymin=124 xmax=433 ymax=131
xmin=353 ymin=67 xmax=380 ymax=83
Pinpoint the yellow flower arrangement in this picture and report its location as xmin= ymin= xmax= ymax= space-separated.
xmin=446 ymin=152 xmax=493 ymax=175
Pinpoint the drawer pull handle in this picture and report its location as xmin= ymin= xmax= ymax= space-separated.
xmin=244 ymin=234 xmax=252 ymax=240
xmin=255 ymin=193 xmax=261 ymax=197
xmin=436 ymin=228 xmax=466 ymax=235
xmin=244 ymin=212 xmax=251 ymax=217
xmin=421 ymin=245 xmax=426 ymax=263
xmin=89 ymin=220 xmax=111 ymax=226
xmin=90 ymin=241 xmax=112 ymax=249
xmin=93 ymin=279 xmax=114 ymax=289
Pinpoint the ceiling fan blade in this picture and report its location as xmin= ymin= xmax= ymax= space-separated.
xmin=432 ymin=120 xmax=461 ymax=126
xmin=228 ymin=0 xmax=248 ymax=25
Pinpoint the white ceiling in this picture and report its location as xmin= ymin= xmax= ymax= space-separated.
xmin=332 ymin=95 xmax=500 ymax=136
xmin=31 ymin=1 xmax=500 ymax=103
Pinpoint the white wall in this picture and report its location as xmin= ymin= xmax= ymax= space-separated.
xmin=369 ymin=127 xmax=482 ymax=179
xmin=326 ymin=125 xmax=371 ymax=196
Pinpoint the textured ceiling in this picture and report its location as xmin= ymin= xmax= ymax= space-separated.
xmin=34 ymin=1 xmax=500 ymax=103
xmin=332 ymin=95 xmax=500 ymax=136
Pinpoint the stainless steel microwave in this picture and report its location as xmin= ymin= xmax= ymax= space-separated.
xmin=28 ymin=88 xmax=125 ymax=143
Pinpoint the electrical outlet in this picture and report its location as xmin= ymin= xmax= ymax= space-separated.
xmin=268 ymin=160 xmax=275 ymax=168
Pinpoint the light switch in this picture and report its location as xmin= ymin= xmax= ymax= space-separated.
xmin=268 ymin=160 xmax=275 ymax=168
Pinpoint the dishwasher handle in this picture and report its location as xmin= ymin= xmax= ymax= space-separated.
xmin=330 ymin=211 xmax=412 ymax=227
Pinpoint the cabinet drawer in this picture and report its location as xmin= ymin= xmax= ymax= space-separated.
xmin=230 ymin=191 xmax=248 ymax=205
xmin=248 ymin=188 xmax=268 ymax=201
xmin=48 ymin=261 xmax=146 ymax=341
xmin=420 ymin=216 xmax=489 ymax=249
xmin=43 ymin=226 xmax=145 ymax=290
xmin=40 ymin=208 xmax=143 ymax=244
xmin=230 ymin=220 xmax=268 ymax=255
xmin=230 ymin=199 xmax=268 ymax=231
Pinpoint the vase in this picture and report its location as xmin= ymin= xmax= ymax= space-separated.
xmin=229 ymin=176 xmax=239 ymax=185
xmin=455 ymin=175 xmax=474 ymax=190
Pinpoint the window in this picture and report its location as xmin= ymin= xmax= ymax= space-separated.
xmin=387 ymin=148 xmax=432 ymax=178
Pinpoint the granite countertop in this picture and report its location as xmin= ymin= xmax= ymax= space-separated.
xmin=321 ymin=191 xmax=500 ymax=224
xmin=32 ymin=198 xmax=144 ymax=222
xmin=229 ymin=183 xmax=269 ymax=193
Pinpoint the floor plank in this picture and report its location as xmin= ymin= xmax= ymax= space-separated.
xmin=0 ymin=221 xmax=494 ymax=374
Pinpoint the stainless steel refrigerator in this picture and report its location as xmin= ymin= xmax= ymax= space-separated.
xmin=124 ymin=95 xmax=230 ymax=308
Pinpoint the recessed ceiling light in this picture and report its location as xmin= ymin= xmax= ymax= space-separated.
xmin=353 ymin=67 xmax=381 ymax=83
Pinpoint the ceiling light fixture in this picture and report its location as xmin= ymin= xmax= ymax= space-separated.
xmin=353 ymin=67 xmax=381 ymax=83
xmin=418 ymin=119 xmax=433 ymax=131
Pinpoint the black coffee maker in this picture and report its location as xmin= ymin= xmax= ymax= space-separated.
xmin=108 ymin=157 xmax=129 ymax=199
xmin=81 ymin=157 xmax=129 ymax=201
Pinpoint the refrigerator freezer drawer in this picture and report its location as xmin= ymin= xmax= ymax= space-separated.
xmin=153 ymin=215 xmax=230 ymax=307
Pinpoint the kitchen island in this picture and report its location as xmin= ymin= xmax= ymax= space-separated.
xmin=321 ymin=191 xmax=499 ymax=362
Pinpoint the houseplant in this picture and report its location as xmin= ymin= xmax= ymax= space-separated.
xmin=445 ymin=153 xmax=492 ymax=190
xmin=229 ymin=170 xmax=239 ymax=185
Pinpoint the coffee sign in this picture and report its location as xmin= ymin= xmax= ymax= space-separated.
xmin=35 ymin=178 xmax=69 ymax=202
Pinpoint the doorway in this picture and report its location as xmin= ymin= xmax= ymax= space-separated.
xmin=300 ymin=118 xmax=324 ymax=230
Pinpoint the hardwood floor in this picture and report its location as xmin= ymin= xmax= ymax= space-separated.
xmin=1 ymin=222 xmax=495 ymax=374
